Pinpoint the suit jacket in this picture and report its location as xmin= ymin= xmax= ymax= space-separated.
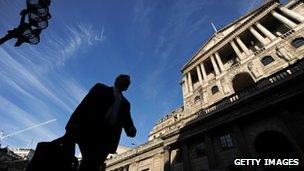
xmin=65 ymin=83 xmax=135 ymax=153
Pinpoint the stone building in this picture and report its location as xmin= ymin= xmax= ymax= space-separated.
xmin=105 ymin=0 xmax=304 ymax=170
xmin=0 ymin=147 xmax=29 ymax=171
xmin=107 ymin=146 xmax=134 ymax=159
xmin=9 ymin=148 xmax=35 ymax=160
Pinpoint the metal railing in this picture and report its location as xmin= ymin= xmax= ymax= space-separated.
xmin=280 ymin=29 xmax=296 ymax=39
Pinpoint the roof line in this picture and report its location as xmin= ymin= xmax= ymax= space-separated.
xmin=181 ymin=0 xmax=279 ymax=72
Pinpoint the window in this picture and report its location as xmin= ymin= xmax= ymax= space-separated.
xmin=291 ymin=37 xmax=304 ymax=49
xmin=260 ymin=56 xmax=274 ymax=66
xmin=211 ymin=86 xmax=219 ymax=94
xmin=190 ymin=69 xmax=199 ymax=84
xmin=195 ymin=142 xmax=205 ymax=157
xmin=219 ymin=134 xmax=234 ymax=150
xmin=194 ymin=96 xmax=200 ymax=103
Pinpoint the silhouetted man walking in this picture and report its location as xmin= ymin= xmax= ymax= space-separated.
xmin=65 ymin=75 xmax=137 ymax=171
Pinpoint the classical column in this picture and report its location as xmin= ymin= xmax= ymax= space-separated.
xmin=182 ymin=144 xmax=191 ymax=171
xmin=276 ymin=44 xmax=293 ymax=61
xmin=214 ymin=52 xmax=225 ymax=72
xmin=231 ymin=126 xmax=255 ymax=171
xmin=279 ymin=6 xmax=304 ymax=23
xmin=123 ymin=166 xmax=128 ymax=171
xmin=202 ymin=89 xmax=208 ymax=104
xmin=271 ymin=11 xmax=297 ymax=28
xmin=196 ymin=65 xmax=203 ymax=86
xmin=164 ymin=146 xmax=171 ymax=171
xmin=235 ymin=37 xmax=252 ymax=56
xmin=255 ymin=22 xmax=276 ymax=41
xmin=210 ymin=55 xmax=220 ymax=76
xmin=232 ymin=125 xmax=252 ymax=158
xmin=187 ymin=72 xmax=194 ymax=92
xmin=249 ymin=27 xmax=268 ymax=46
xmin=279 ymin=109 xmax=304 ymax=154
xmin=285 ymin=0 xmax=298 ymax=8
xmin=181 ymin=81 xmax=186 ymax=98
xmin=204 ymin=134 xmax=216 ymax=169
xmin=200 ymin=62 xmax=207 ymax=82
xmin=183 ymin=76 xmax=189 ymax=95
xmin=230 ymin=40 xmax=244 ymax=60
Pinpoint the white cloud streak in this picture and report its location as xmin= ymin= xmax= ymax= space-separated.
xmin=134 ymin=0 xmax=207 ymax=100
xmin=237 ymin=0 xmax=264 ymax=15
xmin=0 ymin=48 xmax=73 ymax=112
xmin=0 ymin=22 xmax=104 ymax=148
xmin=0 ymin=96 xmax=58 ymax=140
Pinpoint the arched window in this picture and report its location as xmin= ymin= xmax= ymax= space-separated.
xmin=260 ymin=56 xmax=274 ymax=66
xmin=291 ymin=37 xmax=304 ymax=49
xmin=232 ymin=73 xmax=255 ymax=93
xmin=211 ymin=86 xmax=219 ymax=94
xmin=194 ymin=96 xmax=200 ymax=103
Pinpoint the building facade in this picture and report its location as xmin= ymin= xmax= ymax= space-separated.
xmin=0 ymin=147 xmax=29 ymax=171
xmin=9 ymin=148 xmax=35 ymax=160
xmin=106 ymin=0 xmax=304 ymax=170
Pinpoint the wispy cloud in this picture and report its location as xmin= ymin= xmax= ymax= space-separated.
xmin=0 ymin=21 xmax=104 ymax=147
xmin=237 ymin=0 xmax=264 ymax=15
xmin=54 ymin=23 xmax=105 ymax=66
xmin=0 ymin=48 xmax=73 ymax=112
xmin=0 ymin=96 xmax=58 ymax=146
xmin=134 ymin=0 xmax=207 ymax=101
xmin=20 ymin=23 xmax=105 ymax=72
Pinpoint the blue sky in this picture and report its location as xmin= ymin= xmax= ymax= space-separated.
xmin=0 ymin=0 xmax=288 ymax=149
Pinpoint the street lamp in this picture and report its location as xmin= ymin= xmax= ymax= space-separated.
xmin=27 ymin=0 xmax=51 ymax=29
xmin=0 ymin=0 xmax=51 ymax=47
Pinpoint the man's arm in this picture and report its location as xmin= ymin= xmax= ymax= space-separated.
xmin=123 ymin=102 xmax=137 ymax=137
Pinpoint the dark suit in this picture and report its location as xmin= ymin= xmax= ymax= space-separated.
xmin=65 ymin=83 xmax=135 ymax=170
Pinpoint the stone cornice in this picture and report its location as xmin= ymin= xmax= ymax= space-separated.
xmin=106 ymin=139 xmax=164 ymax=167
xmin=182 ymin=0 xmax=280 ymax=74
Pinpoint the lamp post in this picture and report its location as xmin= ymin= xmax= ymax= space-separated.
xmin=0 ymin=0 xmax=51 ymax=47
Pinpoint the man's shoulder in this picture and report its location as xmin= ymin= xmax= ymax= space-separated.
xmin=92 ymin=83 xmax=109 ymax=90
xmin=87 ymin=83 xmax=112 ymax=95
xmin=122 ymin=95 xmax=130 ymax=105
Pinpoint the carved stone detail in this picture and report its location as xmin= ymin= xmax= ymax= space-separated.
xmin=248 ymin=61 xmax=263 ymax=79
xmin=276 ymin=44 xmax=294 ymax=61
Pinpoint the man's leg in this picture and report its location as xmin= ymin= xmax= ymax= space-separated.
xmin=78 ymin=143 xmax=108 ymax=171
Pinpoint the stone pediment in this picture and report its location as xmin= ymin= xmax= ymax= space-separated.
xmin=183 ymin=0 xmax=274 ymax=70
xmin=203 ymin=14 xmax=253 ymax=52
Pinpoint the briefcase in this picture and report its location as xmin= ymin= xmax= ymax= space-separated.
xmin=26 ymin=136 xmax=78 ymax=171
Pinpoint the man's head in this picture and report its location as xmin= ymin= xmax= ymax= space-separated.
xmin=114 ymin=74 xmax=131 ymax=92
